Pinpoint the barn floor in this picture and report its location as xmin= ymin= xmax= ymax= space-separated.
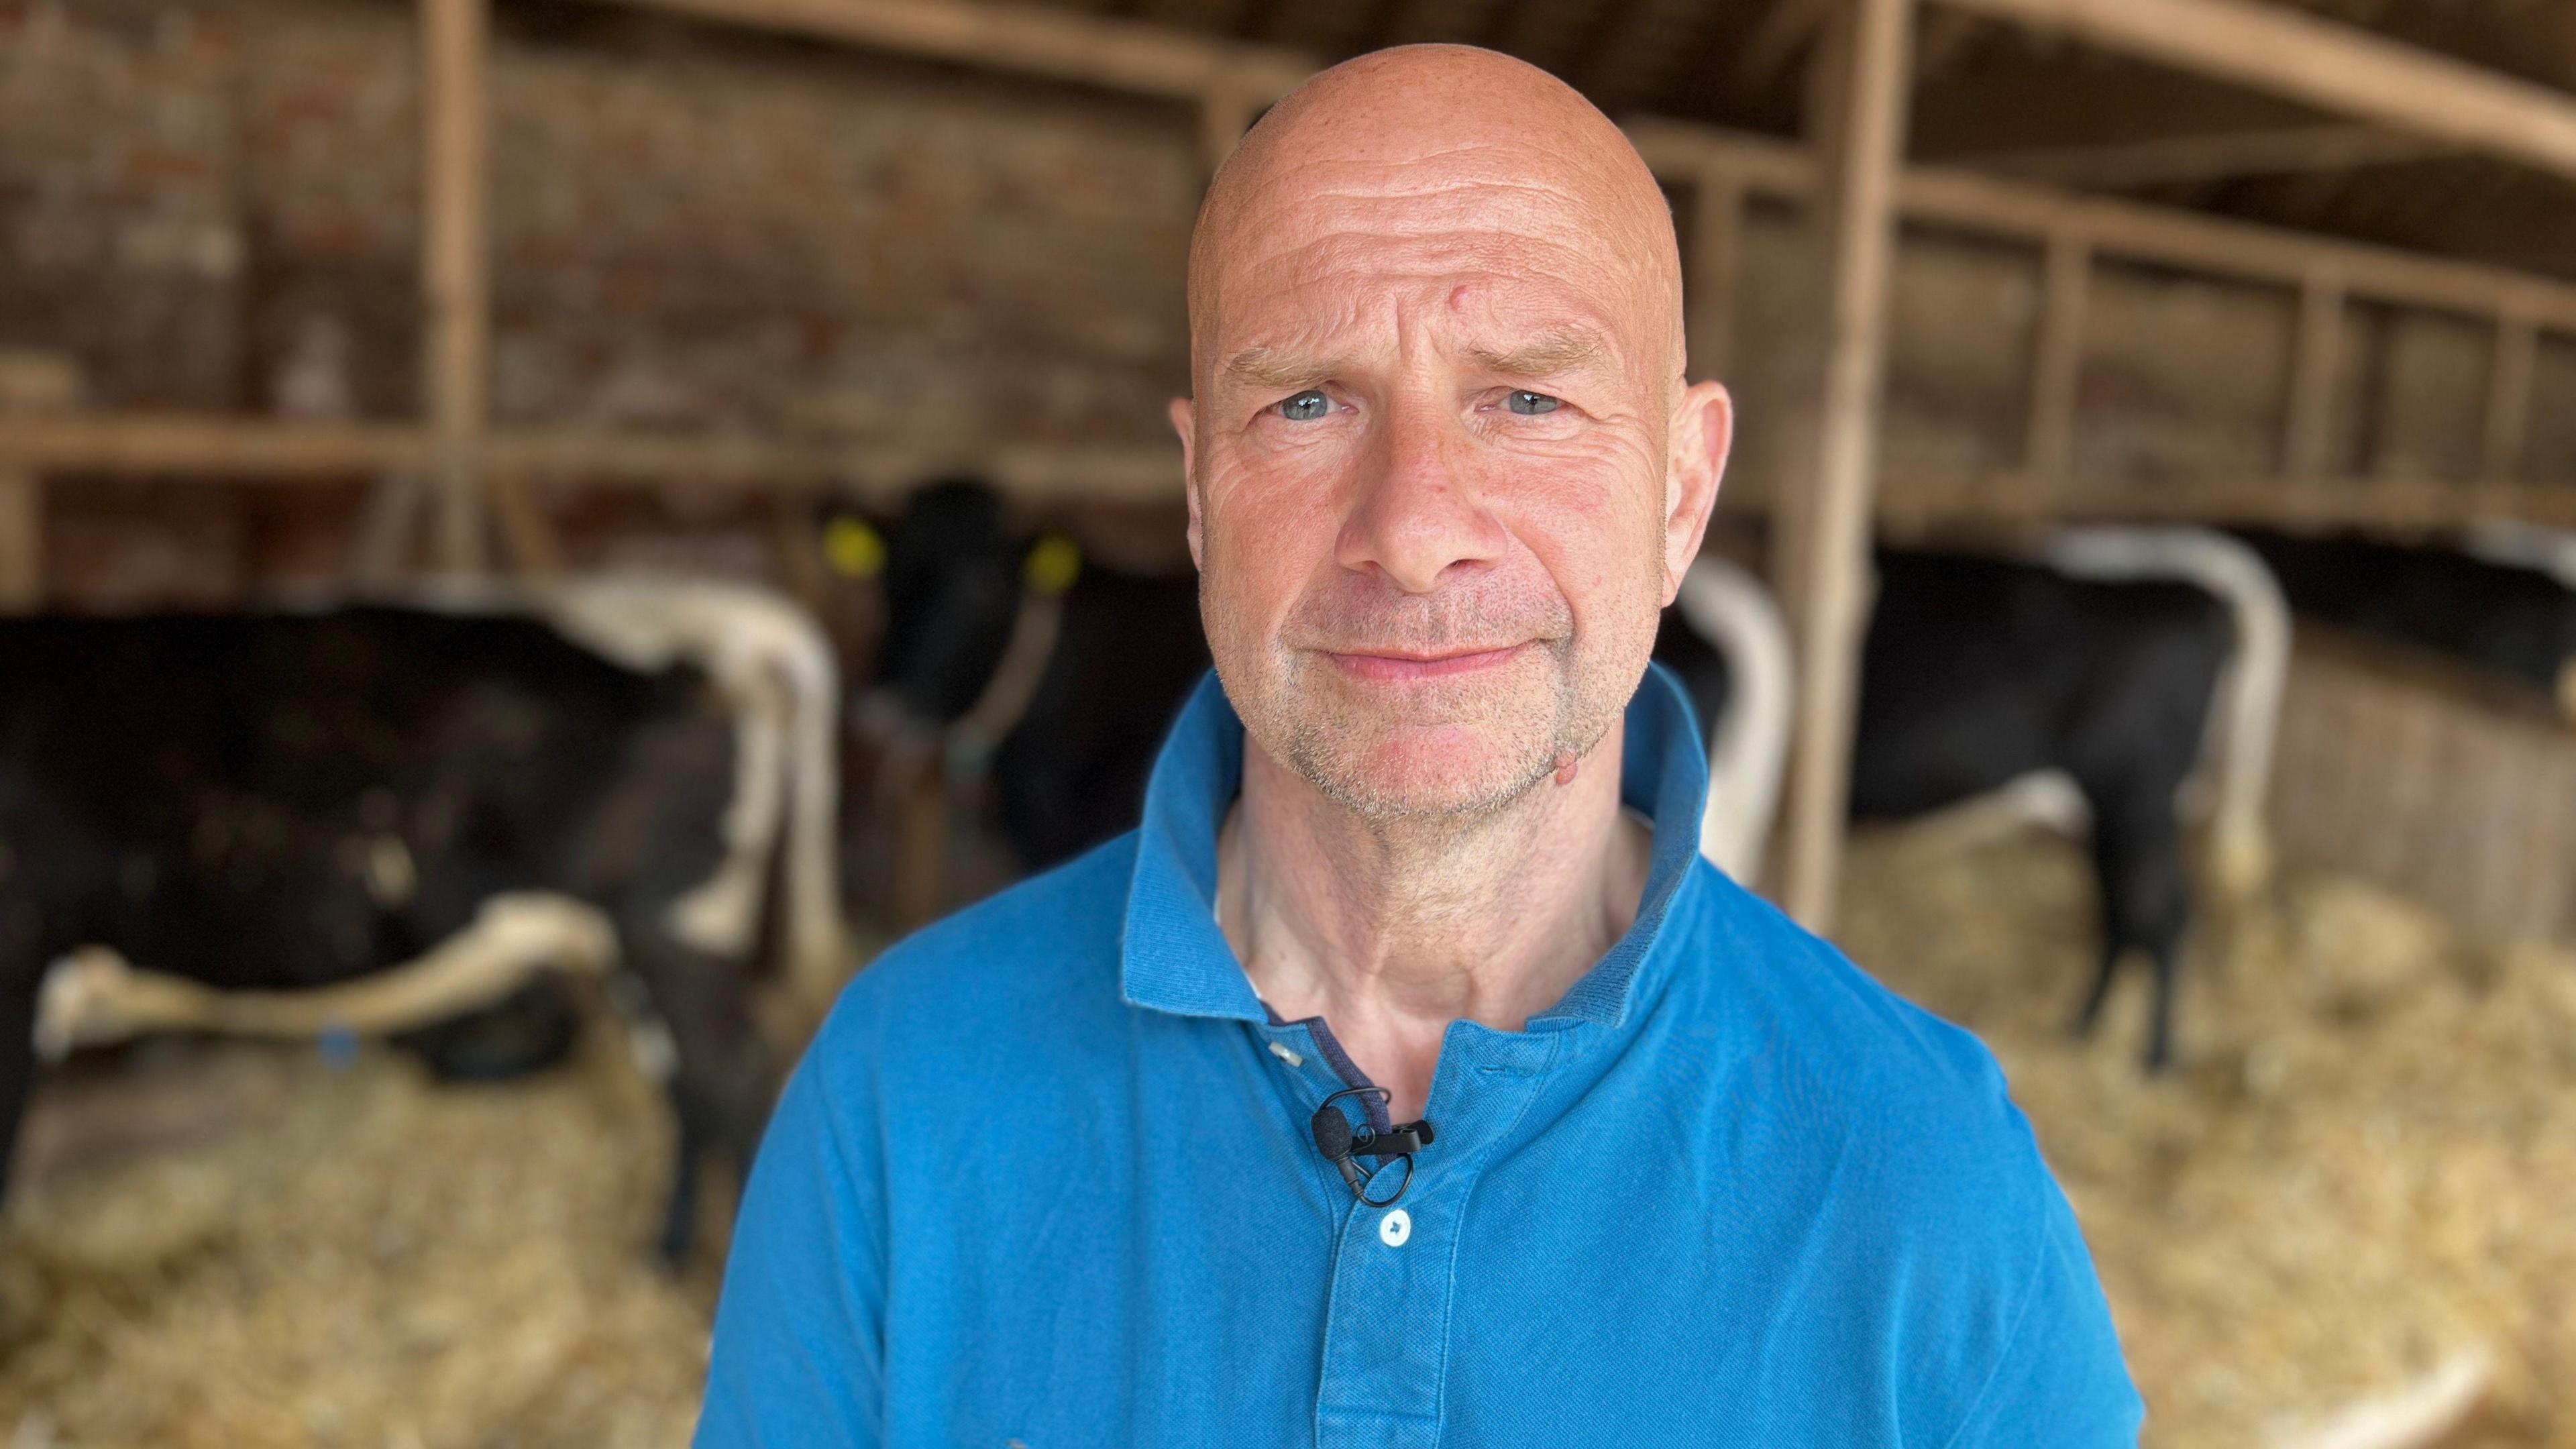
xmin=1839 ymin=826 xmax=2576 ymax=1449
xmin=0 ymin=833 xmax=2571 ymax=1448
xmin=0 ymin=1028 xmax=714 ymax=1448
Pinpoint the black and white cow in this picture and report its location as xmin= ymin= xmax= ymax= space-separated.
xmin=1658 ymin=529 xmax=2286 ymax=1071
xmin=0 ymin=582 xmax=848 ymax=1263
xmin=859 ymin=480 xmax=1211 ymax=873
xmin=2237 ymin=525 xmax=2576 ymax=720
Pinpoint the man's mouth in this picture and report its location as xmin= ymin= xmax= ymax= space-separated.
xmin=1319 ymin=643 xmax=1532 ymax=683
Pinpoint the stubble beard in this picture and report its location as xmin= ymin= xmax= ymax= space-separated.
xmin=1269 ymin=638 xmax=1605 ymax=826
xmin=1202 ymin=527 xmax=1659 ymax=836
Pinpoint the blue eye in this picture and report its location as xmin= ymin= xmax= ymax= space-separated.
xmin=1507 ymin=390 xmax=1562 ymax=415
xmin=1277 ymin=389 xmax=1332 ymax=421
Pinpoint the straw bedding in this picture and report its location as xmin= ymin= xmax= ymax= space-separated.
xmin=1 ymin=828 xmax=2569 ymax=1447
xmin=1838 ymin=825 xmax=2576 ymax=1449
xmin=0 ymin=1028 xmax=712 ymax=1448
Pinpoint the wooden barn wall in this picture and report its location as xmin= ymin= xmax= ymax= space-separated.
xmin=6 ymin=0 xmax=2576 ymax=608
xmin=1717 ymin=210 xmax=2576 ymax=513
xmin=2269 ymin=633 xmax=2576 ymax=945
xmin=0 ymin=0 xmax=1199 ymax=603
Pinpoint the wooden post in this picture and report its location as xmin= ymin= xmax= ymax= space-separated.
xmin=0 ymin=468 xmax=36 ymax=614
xmin=1686 ymin=168 xmax=1747 ymax=382
xmin=347 ymin=472 xmax=429 ymax=590
xmin=2284 ymin=270 xmax=2344 ymax=478
xmin=422 ymin=0 xmax=490 ymax=575
xmin=2482 ymin=312 xmax=2536 ymax=480
xmin=0 ymin=353 xmax=79 ymax=614
xmin=2025 ymin=229 xmax=2090 ymax=482
xmin=1778 ymin=0 xmax=1915 ymax=931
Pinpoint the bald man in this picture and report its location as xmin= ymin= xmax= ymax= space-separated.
xmin=699 ymin=46 xmax=2140 ymax=1448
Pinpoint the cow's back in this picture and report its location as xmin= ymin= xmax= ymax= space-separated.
xmin=0 ymin=608 xmax=721 ymax=989
xmin=1851 ymin=552 xmax=2228 ymax=818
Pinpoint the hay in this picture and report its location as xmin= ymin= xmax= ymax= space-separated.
xmin=5 ymin=835 xmax=2568 ymax=1447
xmin=1838 ymin=826 xmax=2576 ymax=1449
xmin=0 ymin=1030 xmax=714 ymax=1448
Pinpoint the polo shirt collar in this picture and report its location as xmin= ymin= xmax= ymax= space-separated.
xmin=1119 ymin=662 xmax=1710 ymax=1030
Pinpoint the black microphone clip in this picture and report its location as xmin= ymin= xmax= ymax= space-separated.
xmin=1309 ymin=1085 xmax=1436 ymax=1208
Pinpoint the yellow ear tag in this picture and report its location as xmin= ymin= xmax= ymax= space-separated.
xmin=1024 ymin=533 xmax=1083 ymax=597
xmin=823 ymin=516 xmax=887 ymax=580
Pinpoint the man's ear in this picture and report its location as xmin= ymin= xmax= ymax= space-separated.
xmin=1661 ymin=380 xmax=1733 ymax=602
xmin=1169 ymin=396 xmax=1204 ymax=571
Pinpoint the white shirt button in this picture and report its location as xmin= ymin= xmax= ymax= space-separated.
xmin=1378 ymin=1208 xmax=1411 ymax=1247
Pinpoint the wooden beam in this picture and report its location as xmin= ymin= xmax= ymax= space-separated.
xmin=2024 ymin=229 xmax=2089 ymax=480
xmin=597 ymin=0 xmax=1311 ymax=102
xmin=1958 ymin=123 xmax=2457 ymax=190
xmin=422 ymin=0 xmax=491 ymax=574
xmin=2483 ymin=312 xmax=2537 ymax=480
xmin=1685 ymin=170 xmax=1746 ymax=381
xmin=1778 ymin=0 xmax=1913 ymax=932
xmin=0 ymin=417 xmax=424 ymax=475
xmin=1621 ymin=117 xmax=2576 ymax=331
xmin=1933 ymin=0 xmax=2576 ymax=187
xmin=0 ymin=415 xmax=1186 ymax=504
xmin=1869 ymin=474 xmax=2576 ymax=531
xmin=7 ymin=411 xmax=2573 ymax=534
xmin=0 ymin=470 xmax=36 ymax=612
xmin=0 ymin=352 xmax=76 ymax=614
xmin=2284 ymin=270 xmax=2344 ymax=478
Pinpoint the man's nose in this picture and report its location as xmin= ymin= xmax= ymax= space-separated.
xmin=1334 ymin=398 xmax=1507 ymax=594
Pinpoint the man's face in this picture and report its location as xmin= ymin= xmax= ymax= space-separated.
xmin=1174 ymin=93 xmax=1725 ymax=822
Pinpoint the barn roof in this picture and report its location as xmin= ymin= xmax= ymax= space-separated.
xmin=1005 ymin=0 xmax=2576 ymax=284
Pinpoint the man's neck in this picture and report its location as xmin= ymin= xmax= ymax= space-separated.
xmin=1215 ymin=733 xmax=1652 ymax=1123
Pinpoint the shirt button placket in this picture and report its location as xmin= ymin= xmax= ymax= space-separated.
xmin=1312 ymin=1042 xmax=1552 ymax=1449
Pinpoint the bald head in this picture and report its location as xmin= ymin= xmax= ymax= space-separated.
xmin=1189 ymin=46 xmax=1684 ymax=388
xmin=1170 ymin=44 xmax=1728 ymax=826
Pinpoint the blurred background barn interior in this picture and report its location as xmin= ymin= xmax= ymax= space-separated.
xmin=3 ymin=0 xmax=2575 ymax=1443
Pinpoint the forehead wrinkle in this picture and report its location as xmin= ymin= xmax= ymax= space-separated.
xmin=1214 ymin=250 xmax=1640 ymax=361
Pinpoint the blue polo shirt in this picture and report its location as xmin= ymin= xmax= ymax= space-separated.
xmin=698 ymin=666 xmax=2142 ymax=1447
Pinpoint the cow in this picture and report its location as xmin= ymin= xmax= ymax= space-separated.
xmin=0 ymin=581 xmax=849 ymax=1263
xmin=2237 ymin=525 xmax=2576 ymax=721
xmin=1658 ymin=529 xmax=2287 ymax=1071
xmin=854 ymin=480 xmax=1211 ymax=878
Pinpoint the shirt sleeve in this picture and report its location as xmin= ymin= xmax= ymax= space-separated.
xmin=1939 ymin=1179 xmax=2144 ymax=1449
xmin=693 ymin=1022 xmax=885 ymax=1448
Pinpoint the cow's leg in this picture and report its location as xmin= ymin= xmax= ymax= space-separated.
xmin=0 ymin=947 xmax=42 ymax=1203
xmin=2068 ymin=928 xmax=2121 ymax=1042
xmin=621 ymin=926 xmax=777 ymax=1267
xmin=2078 ymin=782 xmax=2193 ymax=1072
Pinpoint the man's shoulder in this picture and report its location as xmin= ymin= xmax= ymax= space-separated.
xmin=812 ymin=832 xmax=1143 ymax=1071
xmin=1668 ymin=865 xmax=2104 ymax=1408
xmin=1673 ymin=861 xmax=2049 ymax=1203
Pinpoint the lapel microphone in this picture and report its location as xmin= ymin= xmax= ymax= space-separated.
xmin=1309 ymin=1085 xmax=1436 ymax=1208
